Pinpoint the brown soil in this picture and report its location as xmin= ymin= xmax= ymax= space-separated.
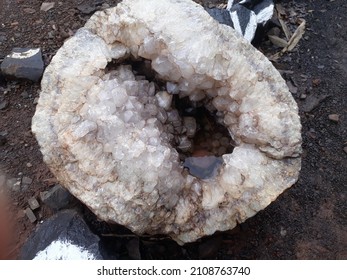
xmin=0 ymin=0 xmax=346 ymax=259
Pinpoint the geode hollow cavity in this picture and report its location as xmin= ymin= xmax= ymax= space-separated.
xmin=32 ymin=0 xmax=302 ymax=244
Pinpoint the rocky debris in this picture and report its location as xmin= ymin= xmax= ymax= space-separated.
xmin=24 ymin=207 xmax=37 ymax=223
xmin=328 ymin=114 xmax=339 ymax=123
xmin=302 ymin=94 xmax=329 ymax=113
xmin=343 ymin=147 xmax=347 ymax=155
xmin=40 ymin=2 xmax=55 ymax=12
xmin=32 ymin=0 xmax=301 ymax=244
xmin=76 ymin=1 xmax=104 ymax=15
xmin=0 ymin=48 xmax=44 ymax=82
xmin=5 ymin=175 xmax=32 ymax=192
xmin=28 ymin=197 xmax=40 ymax=211
xmin=21 ymin=176 xmax=32 ymax=189
xmin=6 ymin=178 xmax=21 ymax=192
xmin=286 ymin=80 xmax=298 ymax=94
xmin=20 ymin=210 xmax=103 ymax=260
xmin=40 ymin=184 xmax=76 ymax=211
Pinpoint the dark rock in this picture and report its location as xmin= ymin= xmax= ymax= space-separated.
xmin=0 ymin=48 xmax=44 ymax=82
xmin=40 ymin=184 xmax=76 ymax=211
xmin=205 ymin=8 xmax=234 ymax=27
xmin=20 ymin=209 xmax=103 ymax=260
xmin=302 ymin=94 xmax=329 ymax=113
xmin=77 ymin=3 xmax=98 ymax=15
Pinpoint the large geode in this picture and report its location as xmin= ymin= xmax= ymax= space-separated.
xmin=32 ymin=0 xmax=302 ymax=244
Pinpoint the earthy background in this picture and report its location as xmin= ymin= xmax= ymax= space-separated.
xmin=0 ymin=0 xmax=346 ymax=259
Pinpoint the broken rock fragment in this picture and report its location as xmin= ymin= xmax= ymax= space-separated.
xmin=1 ymin=48 xmax=44 ymax=82
xmin=32 ymin=0 xmax=302 ymax=244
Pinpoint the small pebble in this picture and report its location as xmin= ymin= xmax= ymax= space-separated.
xmin=280 ymin=227 xmax=287 ymax=237
xmin=26 ymin=162 xmax=33 ymax=167
xmin=300 ymin=93 xmax=307 ymax=99
xmin=28 ymin=197 xmax=40 ymax=210
xmin=24 ymin=207 xmax=37 ymax=223
xmin=343 ymin=147 xmax=347 ymax=155
xmin=328 ymin=114 xmax=339 ymax=122
xmin=21 ymin=91 xmax=29 ymax=99
xmin=0 ymin=100 xmax=9 ymax=110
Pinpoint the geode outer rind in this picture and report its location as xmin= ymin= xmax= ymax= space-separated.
xmin=32 ymin=0 xmax=302 ymax=244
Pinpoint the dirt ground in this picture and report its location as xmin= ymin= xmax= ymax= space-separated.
xmin=0 ymin=0 xmax=346 ymax=259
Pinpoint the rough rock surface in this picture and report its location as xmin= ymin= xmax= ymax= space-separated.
xmin=20 ymin=210 xmax=102 ymax=260
xmin=32 ymin=0 xmax=302 ymax=244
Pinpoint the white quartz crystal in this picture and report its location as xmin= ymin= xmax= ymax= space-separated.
xmin=32 ymin=0 xmax=301 ymax=244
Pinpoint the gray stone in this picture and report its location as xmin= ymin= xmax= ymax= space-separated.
xmin=302 ymin=94 xmax=329 ymax=112
xmin=0 ymin=48 xmax=44 ymax=82
xmin=25 ymin=207 xmax=37 ymax=223
xmin=40 ymin=184 xmax=76 ymax=211
xmin=77 ymin=3 xmax=98 ymax=15
xmin=20 ymin=209 xmax=103 ymax=260
xmin=28 ymin=197 xmax=40 ymax=210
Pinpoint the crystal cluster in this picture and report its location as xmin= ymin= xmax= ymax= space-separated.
xmin=32 ymin=0 xmax=302 ymax=244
